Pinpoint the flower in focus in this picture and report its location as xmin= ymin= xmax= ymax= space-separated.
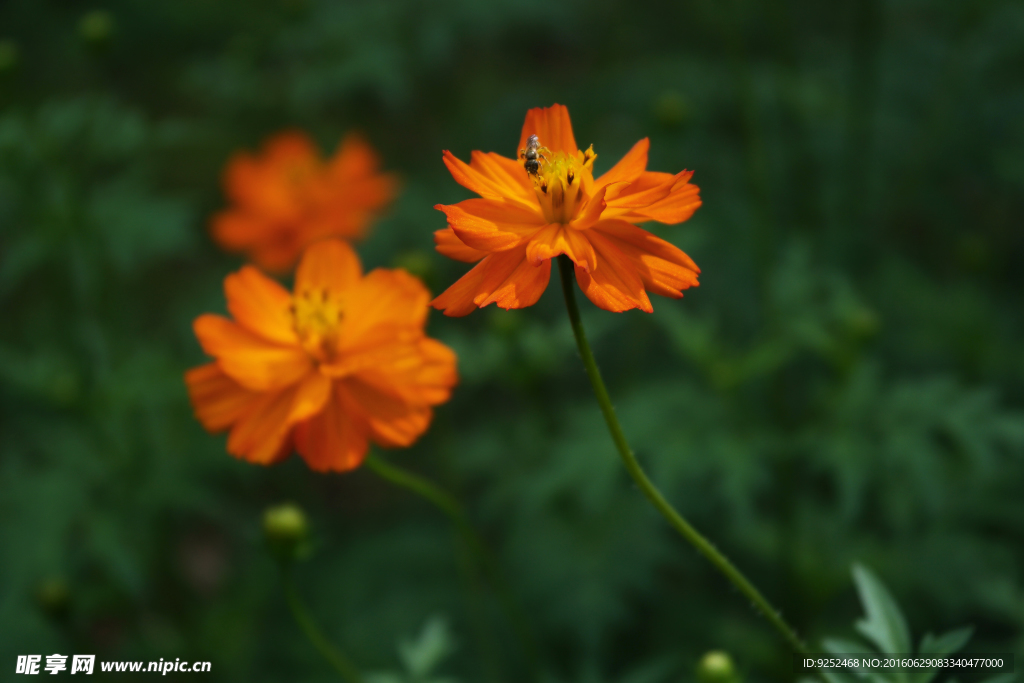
xmin=185 ymin=239 xmax=457 ymax=472
xmin=432 ymin=104 xmax=701 ymax=315
xmin=211 ymin=131 xmax=397 ymax=272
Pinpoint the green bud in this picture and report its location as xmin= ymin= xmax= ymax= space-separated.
xmin=79 ymin=11 xmax=115 ymax=48
xmin=696 ymin=650 xmax=739 ymax=683
xmin=0 ymin=40 xmax=19 ymax=75
xmin=35 ymin=577 xmax=71 ymax=621
xmin=263 ymin=503 xmax=310 ymax=563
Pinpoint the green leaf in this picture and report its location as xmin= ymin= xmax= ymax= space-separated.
xmin=823 ymin=637 xmax=874 ymax=657
xmin=822 ymin=637 xmax=873 ymax=677
xmin=852 ymin=564 xmax=912 ymax=656
xmin=398 ymin=616 xmax=456 ymax=679
xmin=911 ymin=627 xmax=974 ymax=683
xmin=918 ymin=627 xmax=973 ymax=655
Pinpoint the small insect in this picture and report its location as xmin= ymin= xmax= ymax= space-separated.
xmin=519 ymin=134 xmax=548 ymax=176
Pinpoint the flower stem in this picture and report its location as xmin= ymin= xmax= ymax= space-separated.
xmin=365 ymin=453 xmax=541 ymax=679
xmin=282 ymin=567 xmax=364 ymax=683
xmin=555 ymin=255 xmax=809 ymax=656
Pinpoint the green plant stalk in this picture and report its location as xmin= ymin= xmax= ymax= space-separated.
xmin=365 ymin=453 xmax=541 ymax=678
xmin=556 ymin=255 xmax=808 ymax=656
xmin=282 ymin=567 xmax=364 ymax=683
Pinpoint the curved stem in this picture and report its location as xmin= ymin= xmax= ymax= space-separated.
xmin=282 ymin=567 xmax=364 ymax=683
xmin=556 ymin=255 xmax=808 ymax=656
xmin=365 ymin=453 xmax=541 ymax=679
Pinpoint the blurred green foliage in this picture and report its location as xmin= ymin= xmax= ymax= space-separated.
xmin=816 ymin=564 xmax=1010 ymax=683
xmin=1 ymin=0 xmax=1023 ymax=681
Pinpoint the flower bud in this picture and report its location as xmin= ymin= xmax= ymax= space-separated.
xmin=696 ymin=650 xmax=739 ymax=683
xmin=263 ymin=503 xmax=309 ymax=563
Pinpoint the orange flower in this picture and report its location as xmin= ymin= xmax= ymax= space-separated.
xmin=185 ymin=239 xmax=457 ymax=472
xmin=431 ymin=104 xmax=701 ymax=315
xmin=211 ymin=131 xmax=397 ymax=272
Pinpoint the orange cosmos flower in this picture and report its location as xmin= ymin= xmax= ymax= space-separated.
xmin=431 ymin=104 xmax=701 ymax=315
xmin=211 ymin=131 xmax=397 ymax=272
xmin=185 ymin=239 xmax=457 ymax=472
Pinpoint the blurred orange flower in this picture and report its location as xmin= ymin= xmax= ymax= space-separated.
xmin=185 ymin=239 xmax=457 ymax=472
xmin=211 ymin=131 xmax=397 ymax=272
xmin=432 ymin=104 xmax=701 ymax=315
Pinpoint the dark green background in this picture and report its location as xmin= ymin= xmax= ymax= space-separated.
xmin=1 ymin=0 xmax=1022 ymax=681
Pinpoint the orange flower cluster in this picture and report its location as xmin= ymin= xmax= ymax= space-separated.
xmin=189 ymin=107 xmax=704 ymax=470
xmin=186 ymin=239 xmax=457 ymax=472
xmin=432 ymin=104 xmax=701 ymax=315
xmin=211 ymin=132 xmax=397 ymax=272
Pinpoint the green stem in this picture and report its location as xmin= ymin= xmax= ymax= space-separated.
xmin=556 ymin=255 xmax=808 ymax=656
xmin=282 ymin=567 xmax=364 ymax=683
xmin=365 ymin=453 xmax=541 ymax=679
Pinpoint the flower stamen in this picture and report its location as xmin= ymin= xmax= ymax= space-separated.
xmin=292 ymin=288 xmax=343 ymax=362
xmin=530 ymin=145 xmax=596 ymax=224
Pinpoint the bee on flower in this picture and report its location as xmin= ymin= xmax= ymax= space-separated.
xmin=211 ymin=132 xmax=398 ymax=273
xmin=185 ymin=239 xmax=457 ymax=472
xmin=432 ymin=104 xmax=701 ymax=315
xmin=519 ymin=134 xmax=549 ymax=176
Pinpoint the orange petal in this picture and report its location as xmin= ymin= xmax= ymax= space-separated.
xmin=434 ymin=227 xmax=488 ymax=263
xmin=294 ymin=238 xmax=362 ymax=296
xmin=351 ymin=337 xmax=458 ymax=405
xmin=470 ymin=151 xmax=537 ymax=207
xmin=474 ymin=254 xmax=552 ymax=311
xmin=293 ymin=386 xmax=369 ymax=472
xmin=620 ymin=173 xmax=702 ymax=224
xmin=442 ymin=151 xmax=536 ymax=212
xmin=592 ymin=219 xmax=699 ymax=298
xmin=430 ymin=257 xmax=495 ymax=317
xmin=185 ymin=363 xmax=259 ymax=432
xmin=327 ymin=134 xmax=382 ymax=182
xmin=431 ymin=246 xmax=551 ymax=316
xmin=288 ymin=371 xmax=333 ymax=423
xmin=570 ymin=185 xmax=609 ymax=231
xmin=225 ymin=383 xmax=301 ymax=465
xmin=194 ymin=314 xmax=312 ymax=391
xmin=593 ymin=138 xmax=649 ymax=190
xmin=410 ymin=337 xmax=460 ymax=404
xmin=323 ymin=133 xmax=399 ymax=223
xmin=224 ymin=266 xmax=298 ymax=345
xmin=210 ymin=211 xmax=268 ymax=250
xmin=224 ymin=132 xmax=318 ymax=215
xmin=436 ymin=200 xmax=543 ymax=252
xmin=212 ymin=210 xmax=306 ymax=273
xmin=321 ymin=338 xmax=423 ymax=379
xmin=603 ymin=170 xmax=681 ymax=215
xmin=517 ymin=104 xmax=578 ymax=156
xmin=572 ymin=231 xmax=653 ymax=313
xmin=337 ymin=268 xmax=431 ymax=346
xmin=342 ymin=376 xmax=433 ymax=448
xmin=525 ymin=224 xmax=598 ymax=273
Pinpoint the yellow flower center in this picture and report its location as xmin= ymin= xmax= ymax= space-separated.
xmin=530 ymin=146 xmax=596 ymax=224
xmin=292 ymin=288 xmax=343 ymax=362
